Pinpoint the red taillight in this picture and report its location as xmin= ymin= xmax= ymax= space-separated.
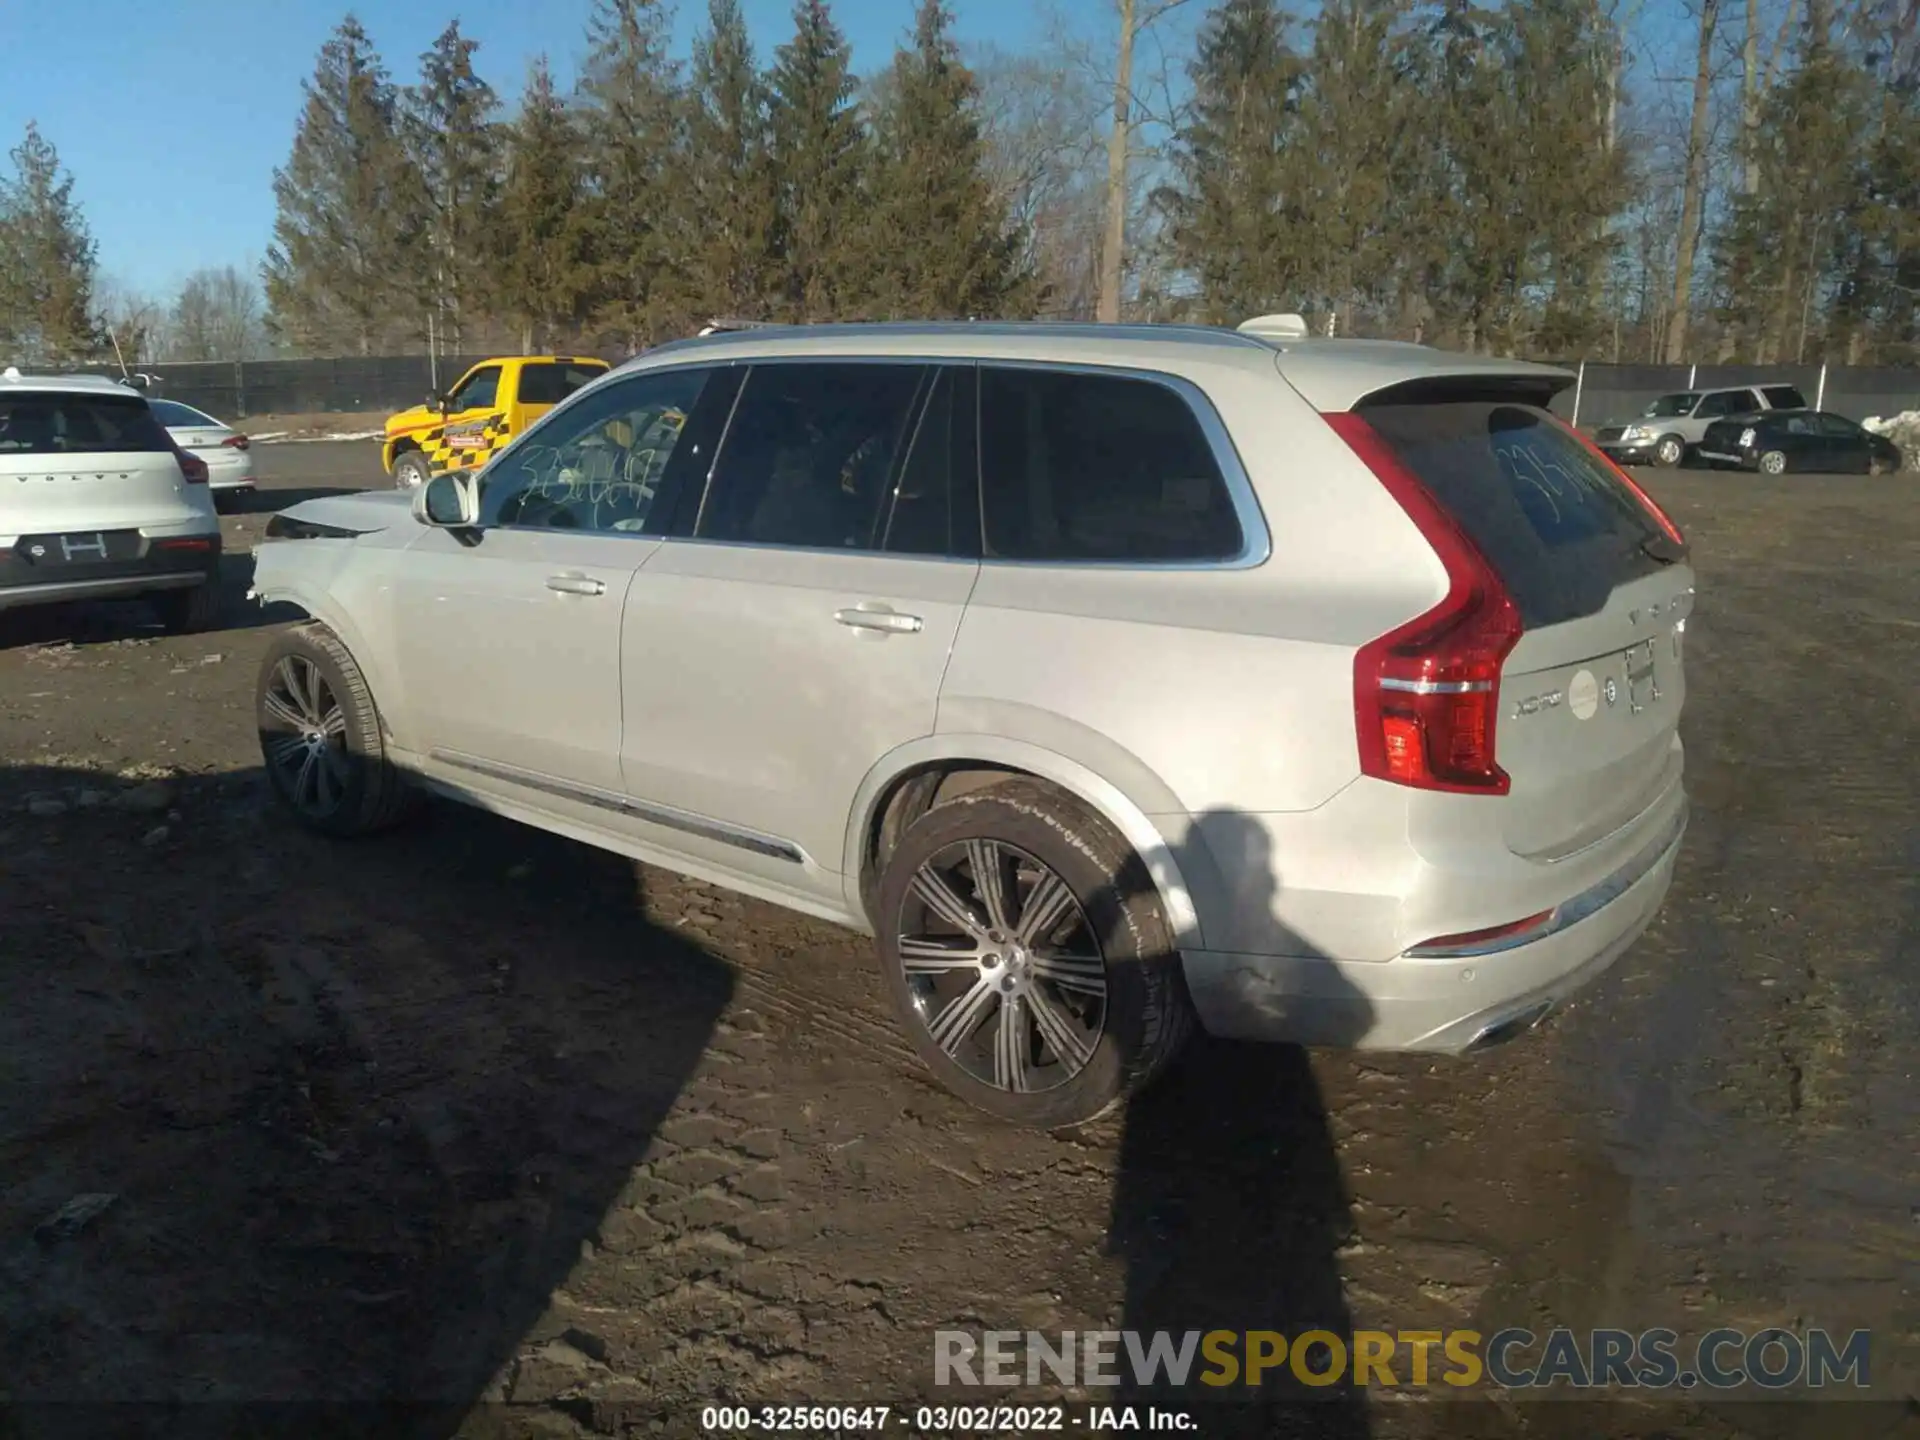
xmin=154 ymin=537 xmax=214 ymax=551
xmin=1555 ymin=417 xmax=1685 ymax=547
xmin=1324 ymin=411 xmax=1523 ymax=795
xmin=174 ymin=447 xmax=208 ymax=484
xmin=222 ymin=434 xmax=250 ymax=451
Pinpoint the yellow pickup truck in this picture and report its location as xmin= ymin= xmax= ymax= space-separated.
xmin=383 ymin=354 xmax=610 ymax=489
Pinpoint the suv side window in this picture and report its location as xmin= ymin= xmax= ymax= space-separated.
xmin=978 ymin=366 xmax=1242 ymax=562
xmin=1695 ymin=391 xmax=1744 ymax=419
xmin=695 ymin=362 xmax=929 ymax=551
xmin=479 ymin=367 xmax=714 ymax=533
xmin=448 ymin=365 xmax=502 ymax=412
xmin=1761 ymin=385 xmax=1808 ymax=410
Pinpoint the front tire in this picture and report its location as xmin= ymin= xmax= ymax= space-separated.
xmin=256 ymin=625 xmax=417 ymax=837
xmin=392 ymin=450 xmax=432 ymax=490
xmin=1759 ymin=449 xmax=1788 ymax=475
xmin=873 ymin=777 xmax=1195 ymax=1128
xmin=1654 ymin=435 xmax=1685 ymax=467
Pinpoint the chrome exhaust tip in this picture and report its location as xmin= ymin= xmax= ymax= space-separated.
xmin=1465 ymin=1001 xmax=1554 ymax=1054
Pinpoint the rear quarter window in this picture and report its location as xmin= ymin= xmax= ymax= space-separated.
xmin=517 ymin=363 xmax=607 ymax=406
xmin=1761 ymin=385 xmax=1808 ymax=409
xmin=1359 ymin=402 xmax=1670 ymax=628
xmin=978 ymin=367 xmax=1243 ymax=562
xmin=0 ymin=393 xmax=173 ymax=455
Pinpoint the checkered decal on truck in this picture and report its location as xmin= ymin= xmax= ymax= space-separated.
xmin=420 ymin=413 xmax=513 ymax=473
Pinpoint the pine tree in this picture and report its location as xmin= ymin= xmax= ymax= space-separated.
xmin=264 ymin=16 xmax=415 ymax=355
xmin=767 ymin=0 xmax=870 ymax=320
xmin=683 ymin=0 xmax=778 ymax=320
xmin=1158 ymin=0 xmax=1308 ymax=325
xmin=0 ymin=123 xmax=99 ymax=363
xmin=1293 ymin=0 xmax=1412 ymax=334
xmin=868 ymin=0 xmax=1031 ymax=318
xmin=578 ymin=0 xmax=688 ymax=347
xmin=497 ymin=59 xmax=597 ymax=351
xmin=404 ymin=20 xmax=503 ymax=351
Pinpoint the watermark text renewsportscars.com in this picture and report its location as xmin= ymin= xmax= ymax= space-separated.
xmin=935 ymin=1327 xmax=1872 ymax=1392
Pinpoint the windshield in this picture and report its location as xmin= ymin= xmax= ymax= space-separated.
xmin=1642 ymin=393 xmax=1698 ymax=418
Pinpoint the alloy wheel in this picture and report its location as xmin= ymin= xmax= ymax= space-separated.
xmin=896 ymin=838 xmax=1107 ymax=1095
xmin=260 ymin=655 xmax=351 ymax=818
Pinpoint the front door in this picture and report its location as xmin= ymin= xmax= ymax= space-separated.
xmin=619 ymin=361 xmax=979 ymax=896
xmin=389 ymin=365 xmax=721 ymax=800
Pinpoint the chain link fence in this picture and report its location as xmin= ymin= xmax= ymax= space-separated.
xmin=60 ymin=351 xmax=1920 ymax=429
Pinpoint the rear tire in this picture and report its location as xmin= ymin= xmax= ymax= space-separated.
xmin=392 ymin=450 xmax=432 ymax=490
xmin=1759 ymin=449 xmax=1788 ymax=476
xmin=873 ymin=777 xmax=1195 ymax=1128
xmin=257 ymin=624 xmax=417 ymax=838
xmin=1653 ymin=435 xmax=1685 ymax=467
xmin=150 ymin=581 xmax=222 ymax=634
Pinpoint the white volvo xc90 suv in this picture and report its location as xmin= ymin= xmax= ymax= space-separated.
xmin=249 ymin=318 xmax=1693 ymax=1126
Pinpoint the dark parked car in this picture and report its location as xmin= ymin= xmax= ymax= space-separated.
xmin=1697 ymin=409 xmax=1905 ymax=476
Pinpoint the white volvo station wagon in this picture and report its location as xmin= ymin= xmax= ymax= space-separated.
xmin=250 ymin=318 xmax=1693 ymax=1126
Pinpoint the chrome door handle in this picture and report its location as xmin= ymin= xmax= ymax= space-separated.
xmin=834 ymin=605 xmax=923 ymax=634
xmin=546 ymin=573 xmax=606 ymax=597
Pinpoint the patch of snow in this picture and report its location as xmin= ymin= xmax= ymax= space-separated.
xmin=255 ymin=429 xmax=384 ymax=445
xmin=1863 ymin=409 xmax=1920 ymax=471
xmin=247 ymin=430 xmax=288 ymax=442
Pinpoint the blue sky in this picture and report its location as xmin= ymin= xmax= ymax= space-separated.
xmin=0 ymin=0 xmax=1051 ymax=297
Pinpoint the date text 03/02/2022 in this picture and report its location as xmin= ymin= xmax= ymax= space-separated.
xmin=699 ymin=1404 xmax=1196 ymax=1432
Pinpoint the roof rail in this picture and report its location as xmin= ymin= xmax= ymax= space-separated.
xmin=696 ymin=317 xmax=786 ymax=337
xmin=1237 ymin=313 xmax=1310 ymax=341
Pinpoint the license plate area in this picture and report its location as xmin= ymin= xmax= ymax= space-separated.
xmin=16 ymin=530 xmax=143 ymax=567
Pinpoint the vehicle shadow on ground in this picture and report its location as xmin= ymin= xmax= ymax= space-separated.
xmin=0 ymin=555 xmax=293 ymax=649
xmin=1107 ymin=810 xmax=1373 ymax=1438
xmin=0 ymin=761 xmax=733 ymax=1438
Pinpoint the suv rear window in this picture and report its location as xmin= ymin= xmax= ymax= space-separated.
xmin=1761 ymin=385 xmax=1808 ymax=410
xmin=979 ymin=367 xmax=1242 ymax=562
xmin=0 ymin=393 xmax=173 ymax=455
xmin=1359 ymin=402 xmax=1670 ymax=627
xmin=517 ymin=362 xmax=606 ymax=406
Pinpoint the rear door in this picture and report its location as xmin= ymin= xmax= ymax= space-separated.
xmin=618 ymin=360 xmax=977 ymax=897
xmin=1358 ymin=400 xmax=1694 ymax=860
xmin=0 ymin=388 xmax=198 ymax=534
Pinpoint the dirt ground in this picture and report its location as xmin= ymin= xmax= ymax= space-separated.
xmin=1 ymin=444 xmax=1915 ymax=1440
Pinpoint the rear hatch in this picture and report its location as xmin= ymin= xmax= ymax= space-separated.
xmin=0 ymin=389 xmax=201 ymax=532
xmin=1359 ymin=398 xmax=1693 ymax=860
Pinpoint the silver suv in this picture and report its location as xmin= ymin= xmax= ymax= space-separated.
xmin=1595 ymin=383 xmax=1809 ymax=468
xmin=250 ymin=320 xmax=1693 ymax=1127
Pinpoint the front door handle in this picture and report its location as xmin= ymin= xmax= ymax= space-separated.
xmin=546 ymin=573 xmax=607 ymax=597
xmin=834 ymin=605 xmax=923 ymax=635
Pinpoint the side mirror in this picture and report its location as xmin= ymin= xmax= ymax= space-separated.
xmin=428 ymin=391 xmax=450 ymax=413
xmin=413 ymin=472 xmax=479 ymax=528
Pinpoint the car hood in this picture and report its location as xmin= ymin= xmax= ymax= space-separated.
xmin=386 ymin=404 xmax=440 ymax=436
xmin=274 ymin=489 xmax=414 ymax=534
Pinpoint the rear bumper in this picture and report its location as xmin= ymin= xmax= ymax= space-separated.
xmin=1181 ymin=796 xmax=1688 ymax=1053
xmin=1696 ymin=449 xmax=1755 ymax=469
xmin=0 ymin=532 xmax=221 ymax=611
